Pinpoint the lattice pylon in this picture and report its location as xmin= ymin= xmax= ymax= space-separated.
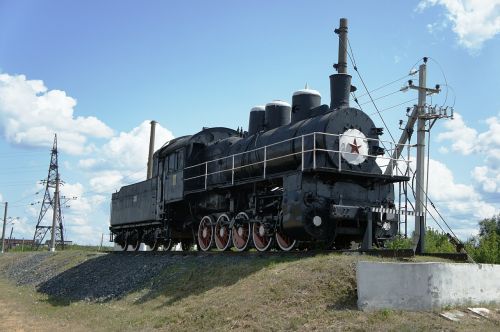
xmin=32 ymin=134 xmax=64 ymax=250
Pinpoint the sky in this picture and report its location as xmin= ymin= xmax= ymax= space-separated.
xmin=0 ymin=0 xmax=499 ymax=245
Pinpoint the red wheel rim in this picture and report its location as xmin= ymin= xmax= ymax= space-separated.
xmin=252 ymin=222 xmax=273 ymax=251
xmin=197 ymin=216 xmax=213 ymax=251
xmin=275 ymin=230 xmax=297 ymax=251
xmin=214 ymin=214 xmax=232 ymax=251
xmin=232 ymin=212 xmax=250 ymax=251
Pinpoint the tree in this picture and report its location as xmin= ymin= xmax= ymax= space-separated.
xmin=467 ymin=215 xmax=500 ymax=264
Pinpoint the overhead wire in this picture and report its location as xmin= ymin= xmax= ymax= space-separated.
xmin=343 ymin=37 xmax=397 ymax=145
xmin=353 ymin=72 xmax=418 ymax=100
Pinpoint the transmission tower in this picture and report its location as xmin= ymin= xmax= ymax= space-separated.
xmin=32 ymin=134 xmax=65 ymax=250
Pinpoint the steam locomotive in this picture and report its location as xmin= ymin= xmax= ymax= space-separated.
xmin=109 ymin=20 xmax=409 ymax=252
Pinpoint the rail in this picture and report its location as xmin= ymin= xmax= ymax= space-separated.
xmin=184 ymin=132 xmax=413 ymax=190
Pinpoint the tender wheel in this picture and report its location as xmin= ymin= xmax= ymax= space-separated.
xmin=117 ymin=232 xmax=128 ymax=251
xmin=252 ymin=221 xmax=274 ymax=252
xmin=129 ymin=229 xmax=142 ymax=251
xmin=162 ymin=238 xmax=174 ymax=251
xmin=232 ymin=212 xmax=251 ymax=252
xmin=180 ymin=240 xmax=192 ymax=251
xmin=149 ymin=228 xmax=162 ymax=251
xmin=197 ymin=215 xmax=214 ymax=251
xmin=214 ymin=213 xmax=232 ymax=251
xmin=275 ymin=229 xmax=297 ymax=251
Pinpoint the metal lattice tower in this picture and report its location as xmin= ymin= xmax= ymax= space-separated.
xmin=32 ymin=134 xmax=64 ymax=250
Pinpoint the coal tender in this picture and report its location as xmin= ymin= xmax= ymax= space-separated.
xmin=110 ymin=18 xmax=409 ymax=252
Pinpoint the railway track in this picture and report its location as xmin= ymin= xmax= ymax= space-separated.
xmin=108 ymin=248 xmax=468 ymax=261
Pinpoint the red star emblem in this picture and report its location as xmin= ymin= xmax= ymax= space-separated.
xmin=349 ymin=138 xmax=362 ymax=154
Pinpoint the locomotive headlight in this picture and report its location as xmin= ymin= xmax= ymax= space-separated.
xmin=313 ymin=215 xmax=322 ymax=227
xmin=339 ymin=129 xmax=369 ymax=165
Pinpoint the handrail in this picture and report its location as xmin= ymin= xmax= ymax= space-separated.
xmin=183 ymin=131 xmax=413 ymax=188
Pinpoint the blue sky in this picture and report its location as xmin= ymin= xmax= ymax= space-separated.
xmin=0 ymin=0 xmax=499 ymax=244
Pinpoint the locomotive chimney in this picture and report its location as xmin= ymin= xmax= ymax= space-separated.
xmin=146 ymin=120 xmax=156 ymax=179
xmin=330 ymin=18 xmax=352 ymax=110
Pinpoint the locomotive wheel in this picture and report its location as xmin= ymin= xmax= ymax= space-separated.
xmin=232 ymin=212 xmax=251 ymax=252
xmin=197 ymin=215 xmax=214 ymax=251
xmin=252 ymin=221 xmax=274 ymax=252
xmin=214 ymin=213 xmax=232 ymax=251
xmin=275 ymin=230 xmax=297 ymax=251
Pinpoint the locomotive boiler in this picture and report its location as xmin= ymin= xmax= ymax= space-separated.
xmin=109 ymin=18 xmax=409 ymax=252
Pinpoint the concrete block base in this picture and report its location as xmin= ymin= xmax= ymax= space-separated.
xmin=357 ymin=261 xmax=500 ymax=311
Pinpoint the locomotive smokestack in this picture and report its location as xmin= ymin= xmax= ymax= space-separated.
xmin=146 ymin=120 xmax=156 ymax=180
xmin=337 ymin=18 xmax=348 ymax=74
xmin=330 ymin=18 xmax=352 ymax=110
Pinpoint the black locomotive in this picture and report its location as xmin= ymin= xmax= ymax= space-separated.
xmin=109 ymin=20 xmax=409 ymax=252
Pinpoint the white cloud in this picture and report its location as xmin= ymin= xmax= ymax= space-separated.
xmin=426 ymin=158 xmax=497 ymax=219
xmin=472 ymin=165 xmax=500 ymax=193
xmin=438 ymin=146 xmax=449 ymax=153
xmin=5 ymin=216 xmax=33 ymax=240
xmin=58 ymin=182 xmax=108 ymax=244
xmin=88 ymin=170 xmax=125 ymax=194
xmin=417 ymin=0 xmax=500 ymax=51
xmin=0 ymin=73 xmax=175 ymax=244
xmin=0 ymin=73 xmax=114 ymax=155
xmin=438 ymin=113 xmax=500 ymax=195
xmin=437 ymin=113 xmax=478 ymax=154
xmin=392 ymin=153 xmax=497 ymax=238
xmin=79 ymin=120 xmax=174 ymax=193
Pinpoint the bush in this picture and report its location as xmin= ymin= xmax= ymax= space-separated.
xmin=385 ymin=235 xmax=413 ymax=250
xmin=424 ymin=228 xmax=456 ymax=253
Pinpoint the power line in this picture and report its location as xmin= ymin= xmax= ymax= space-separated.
xmin=367 ymin=98 xmax=418 ymax=116
xmin=354 ymin=72 xmax=418 ymax=100
xmin=358 ymin=88 xmax=405 ymax=106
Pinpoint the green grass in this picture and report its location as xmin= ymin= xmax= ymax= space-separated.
xmin=0 ymin=251 xmax=498 ymax=331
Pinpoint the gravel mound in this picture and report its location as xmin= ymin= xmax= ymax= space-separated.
xmin=1 ymin=252 xmax=55 ymax=286
xmin=0 ymin=251 xmax=256 ymax=303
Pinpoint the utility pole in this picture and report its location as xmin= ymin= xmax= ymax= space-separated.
xmin=408 ymin=59 xmax=449 ymax=254
xmin=1 ymin=202 xmax=7 ymax=254
xmin=414 ymin=63 xmax=428 ymax=254
xmin=386 ymin=58 xmax=451 ymax=254
xmin=99 ymin=233 xmax=104 ymax=251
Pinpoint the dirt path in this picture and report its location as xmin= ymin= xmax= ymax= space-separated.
xmin=0 ymin=297 xmax=87 ymax=332
xmin=0 ymin=298 xmax=38 ymax=332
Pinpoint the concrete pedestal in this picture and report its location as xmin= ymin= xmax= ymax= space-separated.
xmin=357 ymin=261 xmax=500 ymax=310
